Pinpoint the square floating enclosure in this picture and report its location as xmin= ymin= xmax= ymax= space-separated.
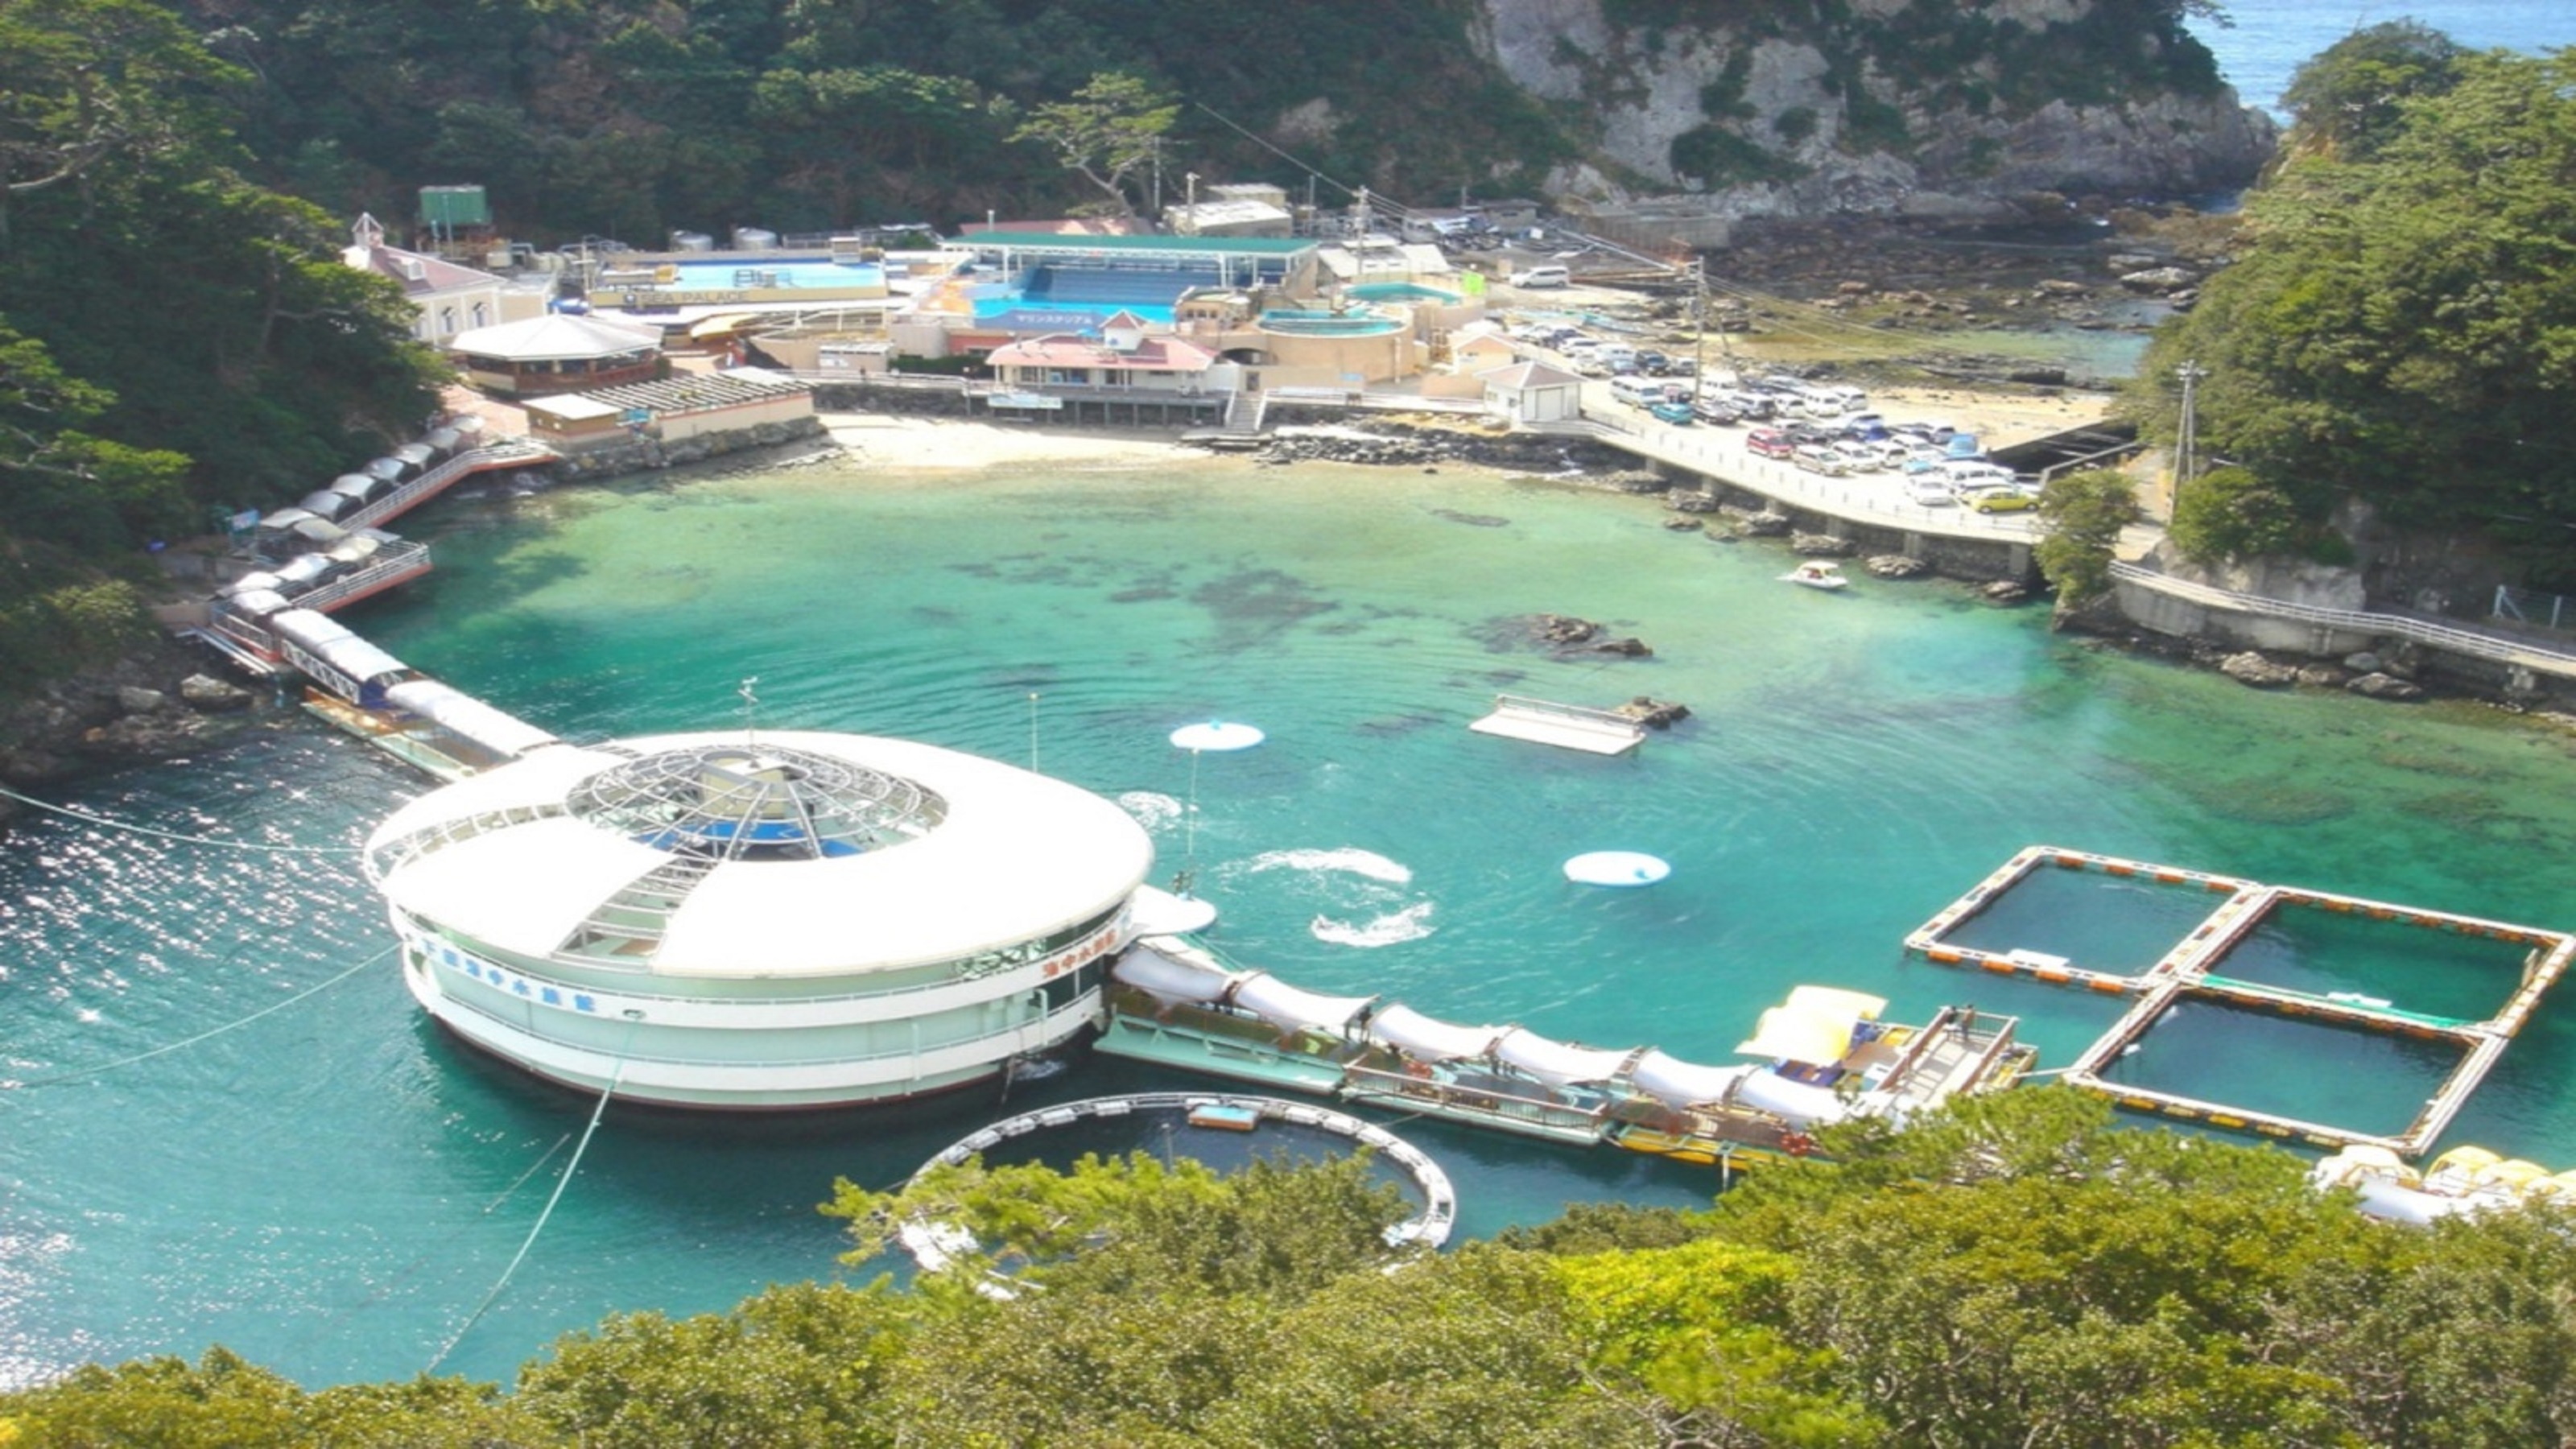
xmin=2079 ymin=987 xmax=2475 ymax=1149
xmin=1911 ymin=847 xmax=2576 ymax=1155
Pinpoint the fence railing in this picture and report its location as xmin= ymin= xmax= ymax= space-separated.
xmin=2110 ymin=563 xmax=2576 ymax=675
xmin=2493 ymin=584 xmax=2576 ymax=635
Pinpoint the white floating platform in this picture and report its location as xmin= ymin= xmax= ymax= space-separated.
xmin=1565 ymin=851 xmax=1670 ymax=886
xmin=1468 ymin=695 xmax=1645 ymax=756
xmin=1170 ymin=720 xmax=1265 ymax=752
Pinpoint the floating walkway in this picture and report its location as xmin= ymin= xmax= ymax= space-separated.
xmin=1468 ymin=694 xmax=1646 ymax=755
xmin=191 ymin=417 xmax=567 ymax=779
xmin=1905 ymin=844 xmax=2575 ymax=1157
xmin=1096 ymin=936 xmax=2035 ymax=1170
xmin=907 ymin=1092 xmax=1459 ymax=1256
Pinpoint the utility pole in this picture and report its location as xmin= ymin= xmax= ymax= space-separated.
xmin=2174 ymin=359 xmax=2209 ymax=493
xmin=1691 ymin=258 xmax=1709 ymax=390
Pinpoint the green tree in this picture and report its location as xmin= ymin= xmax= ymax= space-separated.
xmin=2131 ymin=44 xmax=2576 ymax=558
xmin=2033 ymin=467 xmax=2138 ymax=605
xmin=2165 ymin=463 xmax=2309 ymax=563
xmin=2281 ymin=20 xmax=2462 ymax=159
xmin=1008 ymin=72 xmax=1178 ymax=219
xmin=0 ymin=0 xmax=243 ymax=244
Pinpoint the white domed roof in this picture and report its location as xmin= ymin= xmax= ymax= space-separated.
xmin=365 ymin=730 xmax=1153 ymax=977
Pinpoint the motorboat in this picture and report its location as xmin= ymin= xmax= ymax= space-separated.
xmin=1781 ymin=560 xmax=1848 ymax=591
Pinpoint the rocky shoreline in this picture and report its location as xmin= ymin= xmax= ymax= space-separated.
xmin=0 ymin=638 xmax=279 ymax=828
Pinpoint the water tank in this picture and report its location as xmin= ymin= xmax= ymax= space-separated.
xmin=732 ymin=227 xmax=778 ymax=251
xmin=671 ymin=230 xmax=714 ymax=252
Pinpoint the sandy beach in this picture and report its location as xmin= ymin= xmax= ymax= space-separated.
xmin=821 ymin=413 xmax=1203 ymax=470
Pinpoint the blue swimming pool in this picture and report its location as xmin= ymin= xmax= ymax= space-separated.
xmin=1257 ymin=308 xmax=1402 ymax=337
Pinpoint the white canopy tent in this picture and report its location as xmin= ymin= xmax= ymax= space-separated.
xmin=1231 ymin=973 xmax=1374 ymax=1036
xmin=1492 ymin=1027 xmax=1636 ymax=1087
xmin=1628 ymin=1049 xmax=1754 ymax=1108
xmin=1366 ymin=1004 xmax=1502 ymax=1063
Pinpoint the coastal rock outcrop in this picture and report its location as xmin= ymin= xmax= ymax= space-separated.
xmin=1790 ymin=532 xmax=1858 ymax=558
xmin=1472 ymin=0 xmax=2276 ymax=224
xmin=2347 ymin=672 xmax=2426 ymax=702
xmin=1864 ymin=554 xmax=1930 ymax=579
xmin=180 ymin=674 xmax=255 ymax=712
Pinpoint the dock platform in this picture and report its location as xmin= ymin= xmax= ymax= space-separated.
xmin=1468 ymin=694 xmax=1647 ymax=755
xmin=1905 ymin=844 xmax=2575 ymax=1157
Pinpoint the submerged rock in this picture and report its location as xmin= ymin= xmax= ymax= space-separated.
xmin=2219 ymin=651 xmax=2298 ymax=687
xmin=1616 ymin=696 xmax=1691 ymax=729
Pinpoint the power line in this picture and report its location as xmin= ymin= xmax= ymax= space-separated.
xmin=3 ymin=946 xmax=391 ymax=1091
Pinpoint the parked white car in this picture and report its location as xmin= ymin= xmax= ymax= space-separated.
xmin=1906 ymin=477 xmax=1956 ymax=507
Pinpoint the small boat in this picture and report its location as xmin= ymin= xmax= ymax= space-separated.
xmin=1781 ymin=560 xmax=1848 ymax=591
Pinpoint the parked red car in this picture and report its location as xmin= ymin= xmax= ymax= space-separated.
xmin=1748 ymin=428 xmax=1794 ymax=459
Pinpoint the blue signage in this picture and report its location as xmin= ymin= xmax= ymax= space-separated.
xmin=983 ymin=308 xmax=1102 ymax=333
xmin=427 ymin=938 xmax=599 ymax=1013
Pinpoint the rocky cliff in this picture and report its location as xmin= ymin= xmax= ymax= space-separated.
xmin=1469 ymin=0 xmax=2275 ymax=221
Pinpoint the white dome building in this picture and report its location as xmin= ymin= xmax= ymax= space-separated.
xmin=362 ymin=730 xmax=1156 ymax=1108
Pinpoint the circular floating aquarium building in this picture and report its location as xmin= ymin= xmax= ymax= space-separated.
xmin=362 ymin=730 xmax=1154 ymax=1108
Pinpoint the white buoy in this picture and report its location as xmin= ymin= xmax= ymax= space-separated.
xmin=1564 ymin=851 xmax=1670 ymax=887
xmin=1169 ymin=720 xmax=1265 ymax=752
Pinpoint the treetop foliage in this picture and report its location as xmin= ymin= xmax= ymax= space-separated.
xmin=17 ymin=1088 xmax=2576 ymax=1446
xmin=2129 ymin=37 xmax=2576 ymax=575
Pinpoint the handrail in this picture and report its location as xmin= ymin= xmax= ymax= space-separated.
xmin=290 ymin=540 xmax=433 ymax=613
xmin=2107 ymin=562 xmax=2576 ymax=673
xmin=341 ymin=443 xmax=552 ymax=532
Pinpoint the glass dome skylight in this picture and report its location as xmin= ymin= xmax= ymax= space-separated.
xmin=565 ymin=741 xmax=946 ymax=861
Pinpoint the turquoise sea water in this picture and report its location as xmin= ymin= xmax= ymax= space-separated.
xmin=10 ymin=455 xmax=2576 ymax=1388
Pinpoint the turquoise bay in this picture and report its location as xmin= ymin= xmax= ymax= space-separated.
xmin=7 ymin=453 xmax=2576 ymax=1388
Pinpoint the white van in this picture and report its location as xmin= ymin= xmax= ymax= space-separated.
xmin=1792 ymin=444 xmax=1849 ymax=477
xmin=1609 ymin=376 xmax=1665 ymax=408
xmin=1517 ymin=264 xmax=1571 ymax=288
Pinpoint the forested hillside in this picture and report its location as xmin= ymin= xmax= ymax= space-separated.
xmin=2132 ymin=30 xmax=2576 ymax=584
xmin=177 ymin=0 xmax=2258 ymax=247
xmin=1 ymin=0 xmax=445 ymax=696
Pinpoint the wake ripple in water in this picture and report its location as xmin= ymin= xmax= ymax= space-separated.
xmin=1311 ymin=902 xmax=1437 ymax=947
xmin=1117 ymin=791 xmax=1183 ymax=831
xmin=1229 ymin=848 xmax=1432 ymax=947
xmin=1241 ymin=847 xmax=1414 ymax=885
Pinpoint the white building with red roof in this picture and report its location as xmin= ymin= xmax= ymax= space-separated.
xmin=985 ymin=320 xmax=1221 ymax=394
